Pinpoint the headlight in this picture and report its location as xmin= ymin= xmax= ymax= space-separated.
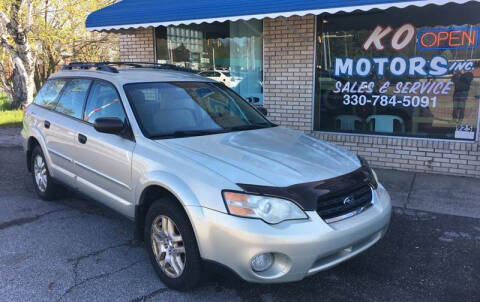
xmin=222 ymin=191 xmax=308 ymax=224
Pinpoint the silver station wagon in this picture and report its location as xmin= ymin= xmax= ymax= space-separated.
xmin=22 ymin=62 xmax=392 ymax=290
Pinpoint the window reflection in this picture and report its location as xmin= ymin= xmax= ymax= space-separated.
xmin=314 ymin=3 xmax=480 ymax=141
xmin=155 ymin=20 xmax=263 ymax=105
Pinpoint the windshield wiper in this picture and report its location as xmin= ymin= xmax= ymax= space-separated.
xmin=150 ymin=129 xmax=228 ymax=139
xmin=150 ymin=124 xmax=273 ymax=139
xmin=227 ymin=124 xmax=272 ymax=132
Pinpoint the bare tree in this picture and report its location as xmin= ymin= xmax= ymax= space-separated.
xmin=0 ymin=0 xmax=35 ymax=108
xmin=31 ymin=0 xmax=119 ymax=90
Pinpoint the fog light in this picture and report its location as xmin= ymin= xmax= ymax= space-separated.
xmin=251 ymin=253 xmax=274 ymax=272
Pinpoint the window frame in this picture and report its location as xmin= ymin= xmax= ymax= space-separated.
xmin=36 ymin=76 xmax=134 ymax=141
xmin=154 ymin=20 xmax=265 ymax=106
xmin=82 ymin=79 xmax=128 ymax=125
xmin=312 ymin=14 xmax=480 ymax=143
xmin=52 ymin=78 xmax=93 ymax=120
xmin=45 ymin=77 xmax=92 ymax=122
xmin=32 ymin=78 xmax=69 ymax=110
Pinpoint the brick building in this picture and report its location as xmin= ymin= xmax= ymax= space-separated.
xmin=87 ymin=0 xmax=480 ymax=178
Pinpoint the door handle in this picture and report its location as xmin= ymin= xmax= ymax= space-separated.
xmin=44 ymin=120 xmax=50 ymax=129
xmin=78 ymin=134 xmax=87 ymax=144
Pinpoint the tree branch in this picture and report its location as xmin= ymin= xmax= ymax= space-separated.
xmin=0 ymin=36 xmax=17 ymax=58
xmin=7 ymin=0 xmax=22 ymax=37
xmin=25 ymin=0 xmax=33 ymax=32
xmin=0 ymin=12 xmax=19 ymax=60
xmin=0 ymin=11 xmax=11 ymax=28
xmin=0 ymin=50 xmax=14 ymax=98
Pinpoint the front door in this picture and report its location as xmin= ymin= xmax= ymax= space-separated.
xmin=74 ymin=80 xmax=135 ymax=218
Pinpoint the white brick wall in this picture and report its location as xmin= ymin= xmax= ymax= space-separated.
xmin=263 ymin=16 xmax=315 ymax=132
xmin=313 ymin=132 xmax=480 ymax=178
xmin=119 ymin=28 xmax=155 ymax=62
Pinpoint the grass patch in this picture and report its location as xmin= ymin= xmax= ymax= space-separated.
xmin=0 ymin=93 xmax=23 ymax=128
xmin=0 ymin=93 xmax=12 ymax=110
xmin=0 ymin=110 xmax=23 ymax=128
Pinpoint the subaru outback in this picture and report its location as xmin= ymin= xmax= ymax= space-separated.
xmin=22 ymin=62 xmax=392 ymax=290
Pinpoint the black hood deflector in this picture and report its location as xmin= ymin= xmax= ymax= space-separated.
xmin=237 ymin=167 xmax=373 ymax=211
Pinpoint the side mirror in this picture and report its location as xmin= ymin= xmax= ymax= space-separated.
xmin=93 ymin=117 xmax=125 ymax=134
xmin=257 ymin=106 xmax=268 ymax=116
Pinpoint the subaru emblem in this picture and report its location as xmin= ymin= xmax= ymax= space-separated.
xmin=343 ymin=196 xmax=354 ymax=206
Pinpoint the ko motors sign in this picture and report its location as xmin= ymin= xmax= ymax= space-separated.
xmin=334 ymin=24 xmax=478 ymax=78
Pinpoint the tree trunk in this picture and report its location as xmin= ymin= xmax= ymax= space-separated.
xmin=0 ymin=0 xmax=36 ymax=109
xmin=10 ymin=57 xmax=35 ymax=108
xmin=5 ymin=63 xmax=35 ymax=109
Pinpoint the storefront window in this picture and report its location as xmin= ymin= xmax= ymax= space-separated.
xmin=155 ymin=20 xmax=264 ymax=105
xmin=314 ymin=3 xmax=480 ymax=141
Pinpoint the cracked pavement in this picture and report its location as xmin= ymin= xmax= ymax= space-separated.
xmin=0 ymin=137 xmax=479 ymax=301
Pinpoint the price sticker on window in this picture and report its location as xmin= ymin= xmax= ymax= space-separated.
xmin=454 ymin=124 xmax=475 ymax=140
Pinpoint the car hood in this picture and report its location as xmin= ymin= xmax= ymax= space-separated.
xmin=156 ymin=126 xmax=361 ymax=187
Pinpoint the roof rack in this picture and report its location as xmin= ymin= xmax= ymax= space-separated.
xmin=62 ymin=62 xmax=120 ymax=73
xmin=62 ymin=62 xmax=197 ymax=74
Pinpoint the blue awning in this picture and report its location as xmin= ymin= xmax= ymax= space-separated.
xmin=86 ymin=0 xmax=475 ymax=31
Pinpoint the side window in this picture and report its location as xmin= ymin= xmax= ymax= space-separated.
xmin=34 ymin=79 xmax=67 ymax=109
xmin=54 ymin=79 xmax=92 ymax=119
xmin=84 ymin=81 xmax=126 ymax=123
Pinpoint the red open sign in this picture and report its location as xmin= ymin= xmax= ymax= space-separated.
xmin=418 ymin=27 xmax=479 ymax=50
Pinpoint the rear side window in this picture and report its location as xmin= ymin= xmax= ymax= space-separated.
xmin=33 ymin=79 xmax=67 ymax=109
xmin=54 ymin=79 xmax=92 ymax=119
xmin=83 ymin=81 xmax=126 ymax=123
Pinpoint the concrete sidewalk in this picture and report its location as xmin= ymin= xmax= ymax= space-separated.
xmin=376 ymin=168 xmax=480 ymax=219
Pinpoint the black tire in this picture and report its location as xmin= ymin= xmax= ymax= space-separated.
xmin=31 ymin=145 xmax=60 ymax=200
xmin=145 ymin=197 xmax=202 ymax=291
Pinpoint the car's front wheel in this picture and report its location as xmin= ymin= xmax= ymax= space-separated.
xmin=145 ymin=197 xmax=202 ymax=290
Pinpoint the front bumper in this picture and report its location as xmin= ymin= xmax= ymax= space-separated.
xmin=186 ymin=184 xmax=392 ymax=283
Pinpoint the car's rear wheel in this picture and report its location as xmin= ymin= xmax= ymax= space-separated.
xmin=145 ymin=198 xmax=202 ymax=290
xmin=31 ymin=145 xmax=60 ymax=200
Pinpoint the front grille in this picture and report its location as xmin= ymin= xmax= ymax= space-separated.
xmin=317 ymin=185 xmax=372 ymax=221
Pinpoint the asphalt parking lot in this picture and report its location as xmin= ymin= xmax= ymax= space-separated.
xmin=0 ymin=135 xmax=479 ymax=301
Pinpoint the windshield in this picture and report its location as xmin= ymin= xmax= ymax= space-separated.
xmin=124 ymin=82 xmax=273 ymax=139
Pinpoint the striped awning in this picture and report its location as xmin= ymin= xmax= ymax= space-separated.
xmin=86 ymin=0 xmax=477 ymax=31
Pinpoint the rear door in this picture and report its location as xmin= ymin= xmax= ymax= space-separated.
xmin=74 ymin=80 xmax=136 ymax=218
xmin=41 ymin=78 xmax=91 ymax=188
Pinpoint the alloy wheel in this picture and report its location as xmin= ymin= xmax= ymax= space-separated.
xmin=151 ymin=215 xmax=186 ymax=278
xmin=33 ymin=155 xmax=48 ymax=193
